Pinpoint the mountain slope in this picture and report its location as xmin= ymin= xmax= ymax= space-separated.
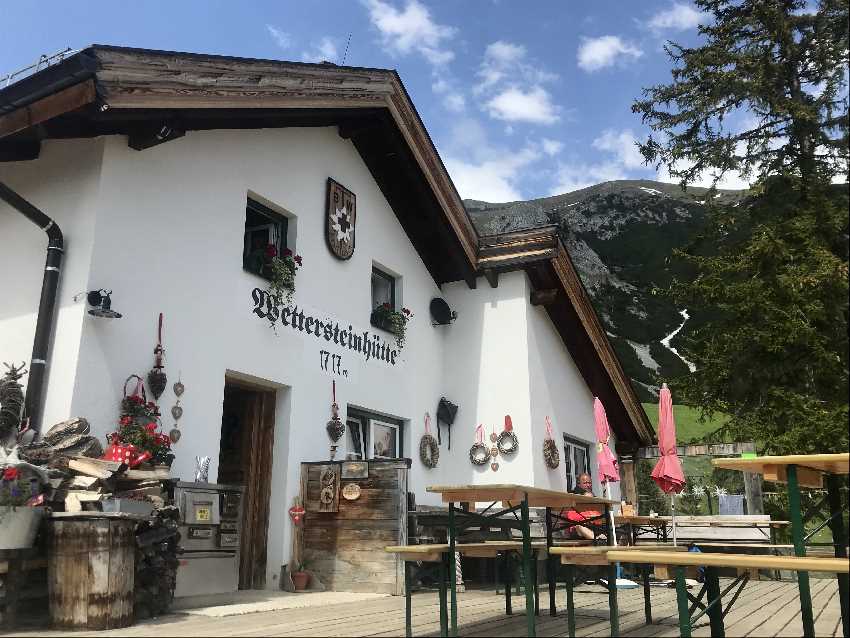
xmin=466 ymin=180 xmax=747 ymax=401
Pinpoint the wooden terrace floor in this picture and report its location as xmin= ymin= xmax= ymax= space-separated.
xmin=13 ymin=578 xmax=844 ymax=637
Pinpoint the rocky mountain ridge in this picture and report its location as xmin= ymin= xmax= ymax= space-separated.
xmin=465 ymin=180 xmax=747 ymax=401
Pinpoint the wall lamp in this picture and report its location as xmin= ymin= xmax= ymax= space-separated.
xmin=74 ymin=289 xmax=123 ymax=319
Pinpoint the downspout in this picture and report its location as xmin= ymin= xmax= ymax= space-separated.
xmin=0 ymin=181 xmax=64 ymax=437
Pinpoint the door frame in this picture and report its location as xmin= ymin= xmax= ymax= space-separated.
xmin=222 ymin=375 xmax=277 ymax=590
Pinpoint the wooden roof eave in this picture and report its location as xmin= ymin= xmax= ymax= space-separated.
xmin=0 ymin=45 xmax=479 ymax=278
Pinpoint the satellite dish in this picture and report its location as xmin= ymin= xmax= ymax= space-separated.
xmin=429 ymin=298 xmax=457 ymax=326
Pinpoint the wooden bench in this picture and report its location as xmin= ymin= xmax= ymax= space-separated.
xmin=548 ymin=544 xmax=687 ymax=637
xmin=607 ymin=550 xmax=849 ymax=637
xmin=386 ymin=542 xmax=550 ymax=637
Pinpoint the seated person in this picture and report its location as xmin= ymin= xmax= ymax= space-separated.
xmin=562 ymin=473 xmax=604 ymax=540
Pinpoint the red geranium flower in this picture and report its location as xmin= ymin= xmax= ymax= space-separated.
xmin=402 ymin=308 xmax=411 ymax=316
xmin=283 ymin=248 xmax=293 ymax=257
xmin=130 ymin=395 xmax=143 ymax=404
xmin=145 ymin=422 xmax=157 ymax=433
xmin=294 ymin=255 xmax=303 ymax=266
xmin=119 ymin=416 xmax=132 ymax=426
xmin=2 ymin=467 xmax=19 ymax=481
xmin=382 ymin=302 xmax=391 ymax=309
xmin=265 ymin=244 xmax=278 ymax=258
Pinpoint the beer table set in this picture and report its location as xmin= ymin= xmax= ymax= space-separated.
xmin=711 ymin=452 xmax=849 ymax=638
xmin=423 ymin=484 xmax=617 ymax=637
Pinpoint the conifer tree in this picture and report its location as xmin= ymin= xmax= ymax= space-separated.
xmin=633 ymin=0 xmax=849 ymax=453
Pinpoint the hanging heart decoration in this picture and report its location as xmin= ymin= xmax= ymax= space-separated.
xmin=326 ymin=380 xmax=345 ymax=443
xmin=169 ymin=427 xmax=182 ymax=443
xmin=171 ymin=405 xmax=183 ymax=421
xmin=147 ymin=313 xmax=167 ymax=400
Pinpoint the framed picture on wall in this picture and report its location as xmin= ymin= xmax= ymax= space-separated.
xmin=370 ymin=419 xmax=399 ymax=459
xmin=348 ymin=417 xmax=366 ymax=459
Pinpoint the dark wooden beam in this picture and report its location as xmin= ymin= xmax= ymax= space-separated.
xmin=482 ymin=269 xmax=499 ymax=288
xmin=0 ymin=140 xmax=40 ymax=162
xmin=465 ymin=275 xmax=477 ymax=289
xmin=0 ymin=79 xmax=96 ymax=140
xmin=128 ymin=124 xmax=186 ymax=151
xmin=530 ymin=289 xmax=559 ymax=306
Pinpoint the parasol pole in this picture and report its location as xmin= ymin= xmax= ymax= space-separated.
xmin=604 ymin=479 xmax=618 ymax=547
xmin=671 ymin=492 xmax=677 ymax=547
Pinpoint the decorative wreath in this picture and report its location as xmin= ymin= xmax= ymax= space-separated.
xmin=543 ymin=438 xmax=560 ymax=469
xmin=497 ymin=430 xmax=519 ymax=456
xmin=469 ymin=442 xmax=489 ymax=465
xmin=419 ymin=434 xmax=439 ymax=469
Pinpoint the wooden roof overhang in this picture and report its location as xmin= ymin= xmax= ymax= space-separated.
xmin=478 ymin=226 xmax=655 ymax=448
xmin=0 ymin=45 xmax=478 ymax=286
xmin=0 ymin=45 xmax=651 ymax=447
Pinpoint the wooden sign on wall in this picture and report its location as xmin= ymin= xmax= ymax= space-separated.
xmin=326 ymin=178 xmax=356 ymax=260
xmin=317 ymin=464 xmax=340 ymax=513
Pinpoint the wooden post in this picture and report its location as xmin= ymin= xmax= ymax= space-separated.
xmin=619 ymin=454 xmax=638 ymax=511
xmin=743 ymin=472 xmax=764 ymax=515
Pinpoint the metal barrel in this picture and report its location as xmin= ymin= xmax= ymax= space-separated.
xmin=48 ymin=517 xmax=136 ymax=629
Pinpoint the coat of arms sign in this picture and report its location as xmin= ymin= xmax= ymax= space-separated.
xmin=326 ymin=178 xmax=356 ymax=260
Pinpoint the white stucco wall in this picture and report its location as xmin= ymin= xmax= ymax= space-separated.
xmin=0 ymin=139 xmax=106 ymax=429
xmin=1 ymin=126 xmax=622 ymax=586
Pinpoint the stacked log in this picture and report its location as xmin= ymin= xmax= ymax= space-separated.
xmin=133 ymin=506 xmax=180 ymax=620
xmin=18 ymin=417 xmax=168 ymax=513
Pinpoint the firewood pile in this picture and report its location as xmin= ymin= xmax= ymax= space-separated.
xmin=134 ymin=505 xmax=180 ymax=619
xmin=19 ymin=417 xmax=169 ymax=514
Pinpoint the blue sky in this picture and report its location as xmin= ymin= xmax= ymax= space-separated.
xmin=1 ymin=1 xmax=751 ymax=201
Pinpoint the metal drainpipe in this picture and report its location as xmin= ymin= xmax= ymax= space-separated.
xmin=0 ymin=181 xmax=64 ymax=437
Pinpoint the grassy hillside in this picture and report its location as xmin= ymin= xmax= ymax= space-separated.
xmin=641 ymin=403 xmax=729 ymax=444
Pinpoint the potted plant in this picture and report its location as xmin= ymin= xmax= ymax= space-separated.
xmin=370 ymin=303 xmax=413 ymax=349
xmin=291 ymin=557 xmax=312 ymax=591
xmin=0 ymin=451 xmax=45 ymax=550
xmin=268 ymin=247 xmax=303 ymax=308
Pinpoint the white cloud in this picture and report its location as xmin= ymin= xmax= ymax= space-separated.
xmin=302 ymin=37 xmax=339 ymax=63
xmin=656 ymin=162 xmax=752 ymax=190
xmin=266 ymin=24 xmax=292 ymax=50
xmin=549 ymin=128 xmax=652 ymax=194
xmin=592 ymin=129 xmax=645 ymax=169
xmin=475 ymin=40 xmax=557 ymax=94
xmin=551 ymin=161 xmax=628 ymax=195
xmin=446 ymin=150 xmax=539 ymax=202
xmin=443 ymin=93 xmax=466 ymax=112
xmin=577 ymin=35 xmax=643 ymax=72
xmin=364 ymin=0 xmax=456 ymax=66
xmin=441 ymin=117 xmax=547 ymax=201
xmin=485 ymin=86 xmax=559 ymax=125
xmin=647 ymin=3 xmax=703 ymax=31
xmin=541 ymin=138 xmax=564 ymax=156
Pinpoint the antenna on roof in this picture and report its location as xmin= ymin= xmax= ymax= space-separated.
xmin=341 ymin=33 xmax=352 ymax=65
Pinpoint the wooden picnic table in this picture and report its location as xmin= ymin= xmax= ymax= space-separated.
xmin=426 ymin=484 xmax=617 ymax=637
xmin=712 ymin=453 xmax=850 ymax=638
xmin=607 ymin=549 xmax=849 ymax=638
xmin=615 ymin=514 xmax=791 ymax=545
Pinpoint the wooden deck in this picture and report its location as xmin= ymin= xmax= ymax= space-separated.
xmin=11 ymin=578 xmax=843 ymax=637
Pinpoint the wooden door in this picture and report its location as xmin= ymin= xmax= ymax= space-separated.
xmin=238 ymin=388 xmax=276 ymax=589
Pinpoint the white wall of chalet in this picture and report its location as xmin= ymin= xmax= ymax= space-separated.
xmin=0 ymin=126 xmax=620 ymax=586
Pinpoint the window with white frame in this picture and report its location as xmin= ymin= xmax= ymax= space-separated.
xmin=347 ymin=408 xmax=403 ymax=459
xmin=563 ymin=435 xmax=591 ymax=492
